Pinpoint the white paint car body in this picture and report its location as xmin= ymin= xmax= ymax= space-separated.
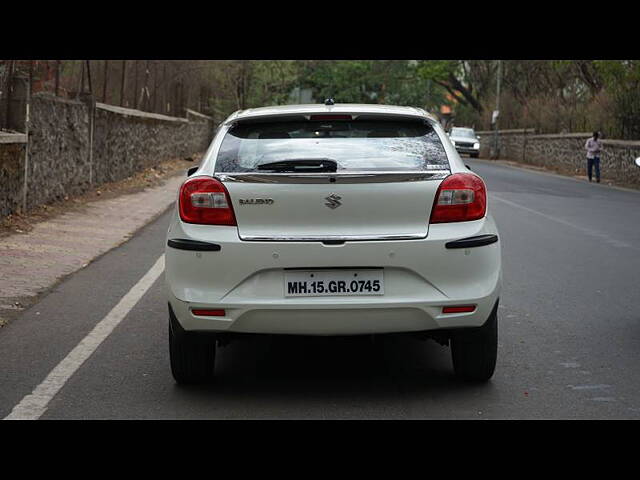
xmin=165 ymin=103 xmax=502 ymax=382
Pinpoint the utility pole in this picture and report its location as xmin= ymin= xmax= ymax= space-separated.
xmin=79 ymin=61 xmax=85 ymax=97
xmin=141 ymin=60 xmax=150 ymax=111
xmin=23 ymin=73 xmax=31 ymax=213
xmin=86 ymin=60 xmax=92 ymax=95
xmin=491 ymin=59 xmax=502 ymax=159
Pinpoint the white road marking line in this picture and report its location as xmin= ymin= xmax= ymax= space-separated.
xmin=560 ymin=362 xmax=581 ymax=368
xmin=568 ymin=384 xmax=612 ymax=391
xmin=3 ymin=255 xmax=165 ymax=420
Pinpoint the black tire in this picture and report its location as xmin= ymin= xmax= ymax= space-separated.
xmin=169 ymin=306 xmax=216 ymax=384
xmin=450 ymin=302 xmax=498 ymax=382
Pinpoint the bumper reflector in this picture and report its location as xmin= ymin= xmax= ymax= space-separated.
xmin=442 ymin=305 xmax=476 ymax=314
xmin=191 ymin=309 xmax=226 ymax=317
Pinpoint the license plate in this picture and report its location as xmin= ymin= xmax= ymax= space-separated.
xmin=284 ymin=269 xmax=384 ymax=297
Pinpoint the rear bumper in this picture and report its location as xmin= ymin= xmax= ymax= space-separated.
xmin=455 ymin=146 xmax=480 ymax=155
xmin=167 ymin=286 xmax=500 ymax=336
xmin=165 ymin=210 xmax=502 ymax=336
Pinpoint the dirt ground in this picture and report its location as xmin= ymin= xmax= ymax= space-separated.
xmin=0 ymin=154 xmax=202 ymax=239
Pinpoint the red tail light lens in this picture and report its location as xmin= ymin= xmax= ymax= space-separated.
xmin=442 ymin=305 xmax=476 ymax=314
xmin=178 ymin=176 xmax=236 ymax=225
xmin=191 ymin=309 xmax=226 ymax=317
xmin=430 ymin=173 xmax=487 ymax=223
xmin=309 ymin=114 xmax=353 ymax=121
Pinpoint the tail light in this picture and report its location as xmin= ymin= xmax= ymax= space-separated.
xmin=178 ymin=176 xmax=236 ymax=225
xmin=309 ymin=114 xmax=353 ymax=121
xmin=430 ymin=173 xmax=487 ymax=223
xmin=442 ymin=305 xmax=476 ymax=314
xmin=191 ymin=309 xmax=226 ymax=317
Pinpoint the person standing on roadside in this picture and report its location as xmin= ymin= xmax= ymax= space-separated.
xmin=585 ymin=131 xmax=603 ymax=183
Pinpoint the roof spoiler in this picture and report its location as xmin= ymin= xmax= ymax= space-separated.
xmin=228 ymin=111 xmax=436 ymax=126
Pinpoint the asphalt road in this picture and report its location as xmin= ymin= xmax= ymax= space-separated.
xmin=2 ymin=159 xmax=640 ymax=419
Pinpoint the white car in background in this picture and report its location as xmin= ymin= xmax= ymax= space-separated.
xmin=165 ymin=102 xmax=502 ymax=384
xmin=448 ymin=127 xmax=481 ymax=158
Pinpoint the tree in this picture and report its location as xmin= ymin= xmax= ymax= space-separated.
xmin=416 ymin=60 xmax=486 ymax=114
xmin=595 ymin=60 xmax=640 ymax=138
xmin=297 ymin=60 xmax=444 ymax=110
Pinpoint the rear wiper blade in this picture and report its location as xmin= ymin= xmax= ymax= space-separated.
xmin=256 ymin=158 xmax=338 ymax=172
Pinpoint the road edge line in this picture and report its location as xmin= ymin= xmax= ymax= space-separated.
xmin=3 ymin=254 xmax=165 ymax=420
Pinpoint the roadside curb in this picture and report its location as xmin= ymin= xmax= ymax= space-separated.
xmin=0 ymin=174 xmax=184 ymax=328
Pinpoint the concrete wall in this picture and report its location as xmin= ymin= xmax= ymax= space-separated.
xmin=477 ymin=129 xmax=640 ymax=186
xmin=1 ymin=93 xmax=215 ymax=216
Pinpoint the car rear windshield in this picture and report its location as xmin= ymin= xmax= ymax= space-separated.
xmin=214 ymin=119 xmax=450 ymax=173
xmin=451 ymin=128 xmax=476 ymax=138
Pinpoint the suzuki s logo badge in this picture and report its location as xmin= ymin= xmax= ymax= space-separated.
xmin=324 ymin=193 xmax=342 ymax=209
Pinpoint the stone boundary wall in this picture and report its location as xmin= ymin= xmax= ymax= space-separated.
xmin=27 ymin=95 xmax=91 ymax=210
xmin=92 ymin=102 xmax=213 ymax=185
xmin=0 ymin=134 xmax=27 ymax=217
xmin=477 ymin=129 xmax=640 ymax=186
xmin=1 ymin=93 xmax=215 ymax=216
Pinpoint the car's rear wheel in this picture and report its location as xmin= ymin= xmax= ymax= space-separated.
xmin=450 ymin=302 xmax=498 ymax=382
xmin=169 ymin=306 xmax=216 ymax=384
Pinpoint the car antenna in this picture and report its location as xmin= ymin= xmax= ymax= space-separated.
xmin=324 ymin=98 xmax=335 ymax=106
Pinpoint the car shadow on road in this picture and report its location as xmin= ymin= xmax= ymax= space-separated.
xmin=174 ymin=334 xmax=493 ymax=413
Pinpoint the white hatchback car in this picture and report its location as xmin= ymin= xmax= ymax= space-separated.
xmin=165 ymin=103 xmax=501 ymax=384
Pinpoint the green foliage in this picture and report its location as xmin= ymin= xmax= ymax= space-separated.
xmin=595 ymin=60 xmax=640 ymax=86
xmin=19 ymin=59 xmax=636 ymax=139
xmin=593 ymin=61 xmax=640 ymax=138
xmin=298 ymin=60 xmax=445 ymax=111
xmin=299 ymin=61 xmax=372 ymax=103
xmin=415 ymin=60 xmax=458 ymax=83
